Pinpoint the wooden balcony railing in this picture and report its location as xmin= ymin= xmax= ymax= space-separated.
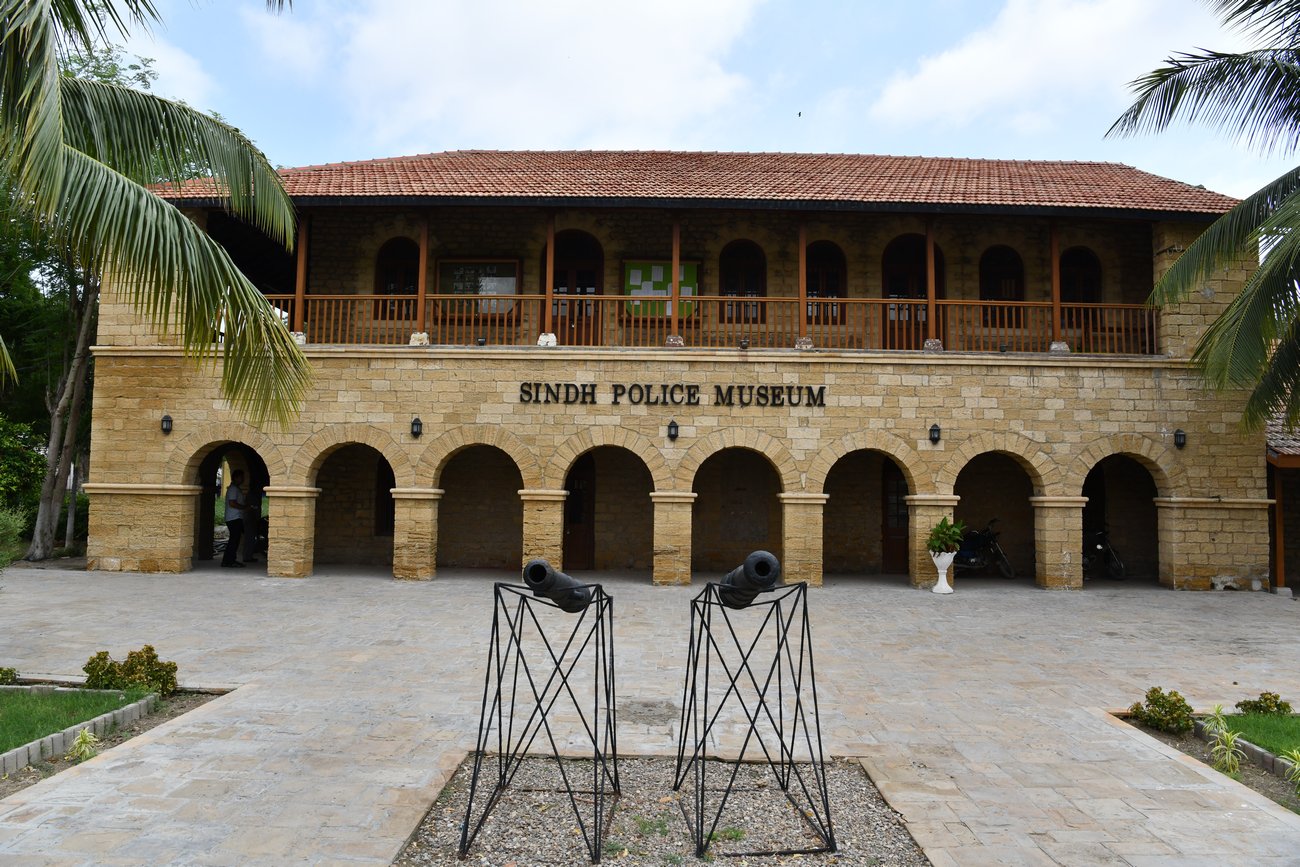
xmin=264 ymin=294 xmax=1161 ymax=355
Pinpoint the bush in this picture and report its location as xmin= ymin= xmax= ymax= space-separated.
xmin=0 ymin=666 xmax=16 ymax=685
xmin=0 ymin=415 xmax=44 ymax=520
xmin=0 ymin=506 xmax=24 ymax=569
xmin=1235 ymin=691 xmax=1293 ymax=715
xmin=1129 ymin=686 xmax=1194 ymax=734
xmin=83 ymin=645 xmax=178 ymax=696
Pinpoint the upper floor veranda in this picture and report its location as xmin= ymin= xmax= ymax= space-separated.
xmin=146 ymin=151 xmax=1245 ymax=359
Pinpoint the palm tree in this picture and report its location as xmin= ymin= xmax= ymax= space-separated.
xmin=1 ymin=0 xmax=308 ymax=424
xmin=2 ymin=0 xmax=307 ymax=559
xmin=1109 ymin=0 xmax=1300 ymax=429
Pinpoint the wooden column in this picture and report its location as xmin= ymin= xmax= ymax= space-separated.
xmin=292 ymin=216 xmax=308 ymax=333
xmin=544 ymin=214 xmax=556 ymax=335
xmin=415 ymin=215 xmax=429 ymax=333
xmin=670 ymin=219 xmax=681 ymax=337
xmin=1274 ymin=463 xmax=1288 ymax=590
xmin=1050 ymin=221 xmax=1062 ymax=343
xmin=797 ymin=224 xmax=808 ymax=340
xmin=925 ymin=218 xmax=937 ymax=341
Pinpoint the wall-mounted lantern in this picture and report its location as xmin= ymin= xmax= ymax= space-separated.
xmin=160 ymin=414 xmax=173 ymax=435
xmin=1174 ymin=429 xmax=1187 ymax=449
xmin=929 ymin=424 xmax=941 ymax=445
xmin=667 ymin=420 xmax=679 ymax=442
xmin=411 ymin=417 xmax=423 ymax=439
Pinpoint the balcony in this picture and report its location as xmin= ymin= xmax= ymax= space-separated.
xmin=265 ymin=294 xmax=1159 ymax=355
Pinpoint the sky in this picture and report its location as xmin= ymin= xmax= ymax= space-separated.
xmin=122 ymin=0 xmax=1296 ymax=199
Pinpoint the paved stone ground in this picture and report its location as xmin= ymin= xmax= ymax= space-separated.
xmin=0 ymin=564 xmax=1298 ymax=865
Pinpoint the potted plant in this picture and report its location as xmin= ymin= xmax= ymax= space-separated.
xmin=927 ymin=517 xmax=966 ymax=594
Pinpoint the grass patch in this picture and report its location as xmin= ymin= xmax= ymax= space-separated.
xmin=1224 ymin=713 xmax=1300 ymax=757
xmin=0 ymin=688 xmax=149 ymax=753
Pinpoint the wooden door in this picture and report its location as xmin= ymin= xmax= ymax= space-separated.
xmin=563 ymin=453 xmax=596 ymax=570
xmin=553 ymin=265 xmax=602 ymax=345
xmin=881 ymin=461 xmax=909 ymax=573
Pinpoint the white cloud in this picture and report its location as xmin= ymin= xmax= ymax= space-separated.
xmin=332 ymin=0 xmax=761 ymax=152
xmin=867 ymin=0 xmax=1247 ymax=136
xmin=236 ymin=5 xmax=329 ymax=82
xmin=122 ymin=31 xmax=216 ymax=106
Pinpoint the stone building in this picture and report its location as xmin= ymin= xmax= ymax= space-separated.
xmin=84 ymin=151 xmax=1269 ymax=590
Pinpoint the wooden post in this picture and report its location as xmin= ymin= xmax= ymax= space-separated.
xmin=798 ymin=224 xmax=808 ymax=340
xmin=925 ymin=218 xmax=936 ymax=341
xmin=544 ymin=214 xmax=556 ymax=335
xmin=671 ymin=219 xmax=681 ymax=337
xmin=1275 ymin=465 xmax=1288 ymax=590
xmin=416 ymin=215 xmax=429 ymax=333
xmin=292 ymin=216 xmax=308 ymax=333
xmin=1050 ymin=220 xmax=1062 ymax=343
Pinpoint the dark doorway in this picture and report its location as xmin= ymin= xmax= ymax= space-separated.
xmin=692 ymin=448 xmax=782 ymax=573
xmin=1082 ymin=455 xmax=1159 ymax=582
xmin=881 ymin=234 xmax=944 ymax=349
xmin=564 ymin=453 xmax=596 ymax=570
xmin=822 ymin=450 xmax=909 ymax=578
xmin=194 ymin=443 xmax=270 ymax=564
xmin=438 ymin=445 xmax=524 ymax=570
xmin=548 ymin=230 xmax=604 ymax=346
xmin=954 ymin=452 xmax=1035 ymax=579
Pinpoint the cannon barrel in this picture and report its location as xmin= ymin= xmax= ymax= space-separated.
xmin=717 ymin=550 xmax=781 ymax=609
xmin=522 ymin=558 xmax=593 ymax=613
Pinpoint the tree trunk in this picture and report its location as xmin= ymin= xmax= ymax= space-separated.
xmin=26 ymin=283 xmax=96 ymax=560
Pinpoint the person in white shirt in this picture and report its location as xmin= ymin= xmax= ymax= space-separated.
xmin=222 ymin=470 xmax=248 ymax=568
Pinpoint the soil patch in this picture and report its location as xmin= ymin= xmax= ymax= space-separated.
xmin=396 ymin=755 xmax=928 ymax=866
xmin=1141 ymin=726 xmax=1300 ymax=816
xmin=0 ymin=691 xmax=216 ymax=800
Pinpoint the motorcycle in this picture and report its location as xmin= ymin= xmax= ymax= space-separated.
xmin=953 ymin=518 xmax=1015 ymax=578
xmin=1082 ymin=526 xmax=1125 ymax=580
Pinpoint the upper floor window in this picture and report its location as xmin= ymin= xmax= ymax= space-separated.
xmin=374 ymin=237 xmax=420 ymax=319
xmin=806 ymin=240 xmax=846 ymax=324
xmin=1060 ymin=246 xmax=1102 ymax=304
xmin=720 ymin=240 xmax=766 ymax=322
xmin=979 ymin=245 xmax=1024 ymax=302
xmin=881 ymin=234 xmax=945 ymax=299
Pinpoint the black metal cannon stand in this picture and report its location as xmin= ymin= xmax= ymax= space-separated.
xmin=459 ymin=582 xmax=619 ymax=863
xmin=673 ymin=582 xmax=835 ymax=858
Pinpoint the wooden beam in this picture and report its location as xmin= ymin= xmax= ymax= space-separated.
xmin=925 ymin=218 xmax=936 ymax=341
xmin=544 ymin=214 xmax=556 ymax=336
xmin=1276 ymin=465 xmax=1288 ymax=589
xmin=670 ymin=219 xmax=681 ymax=337
xmin=798 ymin=224 xmax=808 ymax=341
xmin=415 ymin=215 xmax=429 ymax=334
xmin=1050 ymin=220 xmax=1061 ymax=343
xmin=292 ymin=216 xmax=308 ymax=333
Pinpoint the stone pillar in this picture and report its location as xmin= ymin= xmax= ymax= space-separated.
xmin=1030 ymin=496 xmax=1088 ymax=589
xmin=779 ymin=493 xmax=829 ymax=586
xmin=651 ymin=491 xmax=696 ymax=585
xmin=519 ymin=488 xmax=567 ymax=569
xmin=391 ymin=488 xmax=442 ymax=580
xmin=905 ymin=494 xmax=961 ymax=589
xmin=265 ymin=486 xmax=320 ymax=578
xmin=83 ymin=483 xmax=202 ymax=572
xmin=1155 ymin=497 xmax=1272 ymax=590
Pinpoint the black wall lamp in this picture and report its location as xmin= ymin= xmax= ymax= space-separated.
xmin=929 ymin=424 xmax=941 ymax=445
xmin=667 ymin=420 xmax=679 ymax=441
xmin=738 ymin=337 xmax=750 ymax=350
xmin=1174 ymin=429 xmax=1187 ymax=449
xmin=476 ymin=336 xmax=487 ymax=346
xmin=411 ymin=417 xmax=423 ymax=439
xmin=160 ymin=414 xmax=173 ymax=435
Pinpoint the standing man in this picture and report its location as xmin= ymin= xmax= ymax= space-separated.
xmin=222 ymin=469 xmax=249 ymax=568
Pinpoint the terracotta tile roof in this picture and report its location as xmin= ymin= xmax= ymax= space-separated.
xmin=165 ymin=150 xmax=1238 ymax=215
xmin=1268 ymin=415 xmax=1300 ymax=456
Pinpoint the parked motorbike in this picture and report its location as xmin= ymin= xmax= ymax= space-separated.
xmin=953 ymin=518 xmax=1015 ymax=578
xmin=1082 ymin=526 xmax=1125 ymax=580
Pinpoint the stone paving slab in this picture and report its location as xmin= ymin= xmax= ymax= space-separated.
xmin=0 ymin=565 xmax=1297 ymax=864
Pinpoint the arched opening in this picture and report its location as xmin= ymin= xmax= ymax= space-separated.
xmin=438 ymin=445 xmax=524 ymax=569
xmin=954 ymin=452 xmax=1035 ymax=580
xmin=193 ymin=442 xmax=271 ymax=567
xmin=691 ymin=448 xmax=783 ymax=573
xmin=881 ymin=234 xmax=945 ymax=349
xmin=1061 ymin=246 xmax=1102 ymax=304
xmin=979 ymin=245 xmax=1025 ymax=302
xmin=562 ymin=446 xmax=654 ymax=575
xmin=806 ymin=240 xmax=846 ymax=325
xmin=1082 ymin=454 xmax=1159 ymax=582
xmin=822 ymin=450 xmax=910 ymax=579
xmin=312 ymin=444 xmax=397 ymax=568
xmin=719 ymin=239 xmax=767 ymax=324
xmin=545 ymin=230 xmax=604 ymax=345
xmin=374 ymin=237 xmax=420 ymax=321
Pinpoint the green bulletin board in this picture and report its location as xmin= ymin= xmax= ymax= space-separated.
xmin=622 ymin=261 xmax=697 ymax=317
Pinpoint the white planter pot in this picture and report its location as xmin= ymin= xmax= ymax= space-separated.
xmin=930 ymin=551 xmax=956 ymax=594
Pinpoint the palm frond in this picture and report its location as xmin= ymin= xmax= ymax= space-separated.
xmin=55 ymin=147 xmax=310 ymax=426
xmin=1109 ymin=49 xmax=1300 ymax=155
xmin=0 ymin=334 xmax=15 ymax=386
xmin=1214 ymin=0 xmax=1300 ymax=43
xmin=1150 ymin=165 xmax=1300 ymax=306
xmin=1 ymin=0 xmax=70 ymax=218
xmin=60 ymin=77 xmax=294 ymax=247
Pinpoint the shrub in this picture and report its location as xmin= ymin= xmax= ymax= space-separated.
xmin=1235 ymin=691 xmax=1293 ymax=715
xmin=1281 ymin=749 xmax=1300 ymax=795
xmin=1129 ymin=686 xmax=1194 ymax=734
xmin=83 ymin=645 xmax=178 ymax=696
xmin=0 ymin=506 xmax=25 ymax=569
xmin=927 ymin=517 xmax=966 ymax=554
xmin=1203 ymin=704 xmax=1230 ymax=736
xmin=1209 ymin=728 xmax=1245 ymax=775
xmin=0 ymin=666 xmax=16 ymax=685
xmin=65 ymin=728 xmax=100 ymax=762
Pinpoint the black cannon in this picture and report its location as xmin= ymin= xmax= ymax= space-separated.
xmin=522 ymin=558 xmax=593 ymax=613
xmin=717 ymin=550 xmax=781 ymax=609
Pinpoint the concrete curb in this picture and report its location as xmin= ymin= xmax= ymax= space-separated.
xmin=0 ymin=685 xmax=157 ymax=777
